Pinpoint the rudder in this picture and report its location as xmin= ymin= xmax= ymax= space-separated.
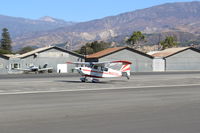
xmin=120 ymin=63 xmax=131 ymax=78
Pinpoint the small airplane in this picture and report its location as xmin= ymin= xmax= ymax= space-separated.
xmin=67 ymin=60 xmax=132 ymax=82
xmin=13 ymin=64 xmax=53 ymax=74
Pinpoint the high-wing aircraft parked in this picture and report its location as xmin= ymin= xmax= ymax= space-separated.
xmin=13 ymin=64 xmax=53 ymax=74
xmin=67 ymin=60 xmax=132 ymax=82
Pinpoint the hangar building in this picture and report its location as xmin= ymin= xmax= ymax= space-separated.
xmin=87 ymin=47 xmax=153 ymax=72
xmin=150 ymin=47 xmax=200 ymax=71
xmin=9 ymin=46 xmax=84 ymax=73
xmin=0 ymin=54 xmax=9 ymax=74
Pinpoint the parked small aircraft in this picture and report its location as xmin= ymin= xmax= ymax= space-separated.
xmin=67 ymin=60 xmax=132 ymax=82
xmin=13 ymin=64 xmax=53 ymax=74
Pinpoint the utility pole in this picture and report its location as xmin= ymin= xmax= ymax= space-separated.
xmin=84 ymin=46 xmax=87 ymax=62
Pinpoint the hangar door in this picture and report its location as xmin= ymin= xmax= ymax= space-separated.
xmin=153 ymin=58 xmax=165 ymax=72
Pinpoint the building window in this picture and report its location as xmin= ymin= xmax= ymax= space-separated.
xmin=12 ymin=63 xmax=19 ymax=69
xmin=14 ymin=63 xmax=18 ymax=68
xmin=0 ymin=63 xmax=3 ymax=69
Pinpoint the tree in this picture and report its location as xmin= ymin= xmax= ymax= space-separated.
xmin=0 ymin=28 xmax=12 ymax=53
xmin=79 ymin=45 xmax=94 ymax=55
xmin=17 ymin=46 xmax=36 ymax=54
xmin=126 ymin=31 xmax=145 ymax=48
xmin=76 ymin=41 xmax=111 ymax=55
xmin=160 ymin=36 xmax=178 ymax=50
xmin=91 ymin=41 xmax=111 ymax=53
xmin=0 ymin=49 xmax=12 ymax=54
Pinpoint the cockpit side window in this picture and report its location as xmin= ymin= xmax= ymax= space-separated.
xmin=93 ymin=65 xmax=98 ymax=69
xmin=104 ymin=67 xmax=108 ymax=71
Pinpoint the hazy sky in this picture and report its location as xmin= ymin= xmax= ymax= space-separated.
xmin=0 ymin=0 xmax=199 ymax=22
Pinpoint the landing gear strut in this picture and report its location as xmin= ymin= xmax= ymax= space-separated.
xmin=91 ymin=78 xmax=100 ymax=83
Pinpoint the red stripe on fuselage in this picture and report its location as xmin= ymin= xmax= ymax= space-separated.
xmin=82 ymin=69 xmax=121 ymax=76
xmin=122 ymin=67 xmax=130 ymax=72
xmin=83 ymin=75 xmax=103 ymax=78
xmin=121 ymin=64 xmax=128 ymax=70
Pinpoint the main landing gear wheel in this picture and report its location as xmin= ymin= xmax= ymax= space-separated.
xmin=80 ymin=77 xmax=87 ymax=82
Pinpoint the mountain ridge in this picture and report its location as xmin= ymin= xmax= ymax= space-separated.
xmin=1 ymin=1 xmax=200 ymax=50
xmin=0 ymin=14 xmax=76 ymax=38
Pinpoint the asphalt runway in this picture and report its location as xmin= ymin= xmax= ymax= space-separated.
xmin=0 ymin=73 xmax=200 ymax=133
xmin=0 ymin=71 xmax=200 ymax=80
xmin=0 ymin=72 xmax=200 ymax=94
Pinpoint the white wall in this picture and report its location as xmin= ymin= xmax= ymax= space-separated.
xmin=57 ymin=64 xmax=68 ymax=73
xmin=153 ymin=58 xmax=165 ymax=72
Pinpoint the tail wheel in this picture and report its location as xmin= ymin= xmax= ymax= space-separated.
xmin=122 ymin=72 xmax=130 ymax=80
xmin=127 ymin=75 xmax=130 ymax=80
xmin=81 ymin=79 xmax=85 ymax=82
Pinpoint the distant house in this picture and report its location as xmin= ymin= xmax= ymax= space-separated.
xmin=87 ymin=47 xmax=153 ymax=72
xmin=9 ymin=46 xmax=84 ymax=73
xmin=150 ymin=47 xmax=200 ymax=71
xmin=0 ymin=54 xmax=9 ymax=74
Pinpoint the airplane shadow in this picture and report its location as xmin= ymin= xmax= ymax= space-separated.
xmin=55 ymin=80 xmax=84 ymax=83
xmin=108 ymin=80 xmax=128 ymax=83
xmin=55 ymin=79 xmax=128 ymax=84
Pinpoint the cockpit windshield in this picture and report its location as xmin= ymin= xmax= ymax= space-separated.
xmin=91 ymin=65 xmax=108 ymax=71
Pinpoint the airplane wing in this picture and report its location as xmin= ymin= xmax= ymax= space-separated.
xmin=67 ymin=61 xmax=112 ymax=67
xmin=13 ymin=68 xmax=31 ymax=72
xmin=67 ymin=60 xmax=132 ymax=65
xmin=111 ymin=60 xmax=132 ymax=64
xmin=92 ymin=60 xmax=132 ymax=65
xmin=38 ymin=67 xmax=53 ymax=71
xmin=67 ymin=62 xmax=91 ymax=65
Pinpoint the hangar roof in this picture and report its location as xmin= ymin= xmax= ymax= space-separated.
xmin=0 ymin=54 xmax=9 ymax=60
xmin=150 ymin=47 xmax=198 ymax=58
xmin=16 ymin=46 xmax=84 ymax=59
xmin=3 ymin=54 xmax=16 ymax=58
xmin=16 ymin=46 xmax=54 ymax=58
xmin=87 ymin=47 xmax=153 ymax=59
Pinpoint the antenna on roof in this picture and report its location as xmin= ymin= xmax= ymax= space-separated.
xmin=158 ymin=33 xmax=162 ymax=50
xmin=65 ymin=41 xmax=71 ymax=50
xmin=84 ymin=45 xmax=87 ymax=62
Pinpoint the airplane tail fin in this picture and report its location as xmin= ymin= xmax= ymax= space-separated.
xmin=120 ymin=63 xmax=131 ymax=79
xmin=43 ymin=64 xmax=47 ymax=68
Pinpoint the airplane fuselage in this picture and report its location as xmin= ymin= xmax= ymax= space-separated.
xmin=75 ymin=67 xmax=122 ymax=78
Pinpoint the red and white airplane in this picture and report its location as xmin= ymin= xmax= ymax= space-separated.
xmin=67 ymin=60 xmax=132 ymax=82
